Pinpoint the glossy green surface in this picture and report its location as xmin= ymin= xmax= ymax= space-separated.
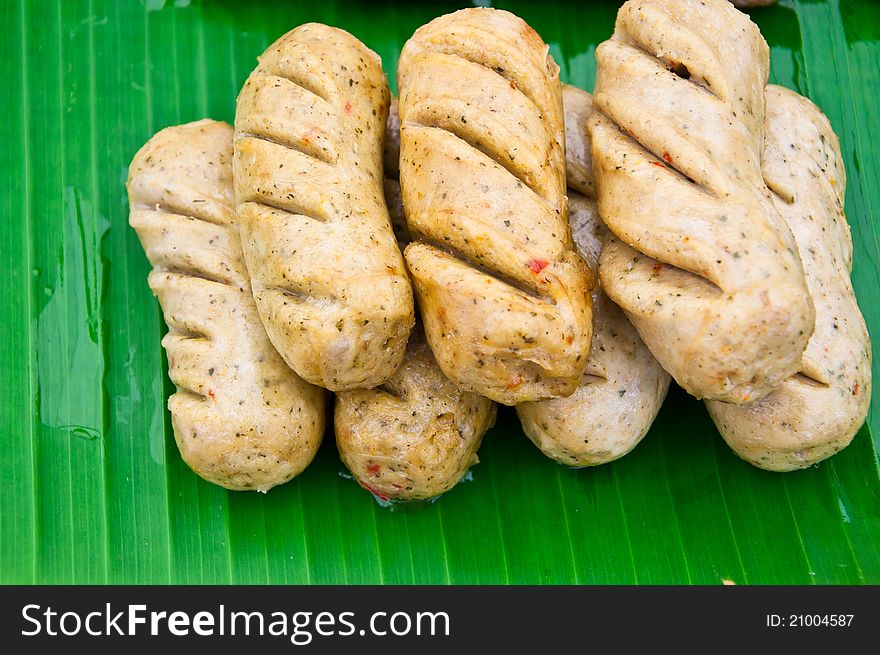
xmin=1 ymin=0 xmax=878 ymax=584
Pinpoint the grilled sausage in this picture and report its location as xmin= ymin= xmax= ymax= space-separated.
xmin=589 ymin=0 xmax=814 ymax=403
xmin=234 ymin=23 xmax=414 ymax=392
xmin=398 ymin=8 xmax=594 ymax=405
xmin=335 ymin=329 xmax=496 ymax=501
xmin=517 ymin=86 xmax=671 ymax=466
xmin=706 ymin=85 xmax=871 ymax=470
xmin=128 ymin=120 xmax=325 ymax=491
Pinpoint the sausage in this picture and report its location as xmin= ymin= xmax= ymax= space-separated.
xmin=589 ymin=0 xmax=814 ymax=403
xmin=517 ymin=86 xmax=671 ymax=466
xmin=335 ymin=329 xmax=496 ymax=501
xmin=234 ymin=23 xmax=414 ymax=392
xmin=127 ymin=120 xmax=325 ymax=491
xmin=706 ymin=86 xmax=871 ymax=470
xmin=398 ymin=7 xmax=594 ymax=405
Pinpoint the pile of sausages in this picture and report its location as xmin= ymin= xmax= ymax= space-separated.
xmin=127 ymin=0 xmax=870 ymax=501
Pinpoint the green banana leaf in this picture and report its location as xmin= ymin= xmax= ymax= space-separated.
xmin=1 ymin=0 xmax=878 ymax=585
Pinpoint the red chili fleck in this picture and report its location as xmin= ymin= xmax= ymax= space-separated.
xmin=507 ymin=373 xmax=524 ymax=389
xmin=344 ymin=101 xmax=352 ymax=113
xmin=366 ymin=462 xmax=381 ymax=477
xmin=565 ymin=334 xmax=574 ymax=345
xmin=302 ymin=127 xmax=318 ymax=146
xmin=650 ymin=161 xmax=666 ymax=169
xmin=662 ymin=151 xmax=673 ymax=164
xmin=853 ymin=383 xmax=860 ymax=396
xmin=528 ymin=258 xmax=549 ymax=274
xmin=207 ymin=389 xmax=216 ymax=400
xmin=357 ymin=479 xmax=390 ymax=501
xmin=652 ymin=263 xmax=663 ymax=273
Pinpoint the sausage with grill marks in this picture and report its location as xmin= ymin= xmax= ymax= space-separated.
xmin=706 ymin=86 xmax=871 ymax=470
xmin=398 ymin=8 xmax=594 ymax=406
xmin=517 ymin=86 xmax=671 ymax=467
xmin=589 ymin=0 xmax=814 ymax=403
xmin=128 ymin=120 xmax=325 ymax=492
xmin=234 ymin=23 xmax=414 ymax=392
